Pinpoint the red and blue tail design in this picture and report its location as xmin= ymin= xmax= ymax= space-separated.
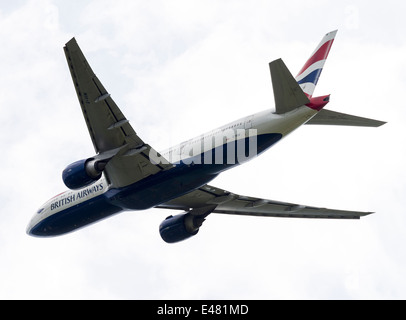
xmin=295 ymin=30 xmax=337 ymax=98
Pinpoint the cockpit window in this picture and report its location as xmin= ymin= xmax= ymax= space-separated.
xmin=37 ymin=208 xmax=44 ymax=214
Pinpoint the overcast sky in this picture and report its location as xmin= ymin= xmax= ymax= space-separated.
xmin=1 ymin=0 xmax=406 ymax=299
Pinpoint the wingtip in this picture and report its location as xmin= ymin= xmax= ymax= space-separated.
xmin=363 ymin=211 xmax=375 ymax=217
xmin=377 ymin=121 xmax=387 ymax=127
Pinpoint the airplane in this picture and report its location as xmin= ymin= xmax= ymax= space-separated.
xmin=27 ymin=30 xmax=385 ymax=243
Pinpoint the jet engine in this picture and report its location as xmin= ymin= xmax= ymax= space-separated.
xmin=62 ymin=158 xmax=107 ymax=190
xmin=159 ymin=213 xmax=205 ymax=243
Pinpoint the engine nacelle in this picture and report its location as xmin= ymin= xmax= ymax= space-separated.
xmin=62 ymin=158 xmax=105 ymax=190
xmin=159 ymin=213 xmax=202 ymax=243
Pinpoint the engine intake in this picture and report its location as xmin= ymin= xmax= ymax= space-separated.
xmin=62 ymin=158 xmax=106 ymax=190
xmin=159 ymin=213 xmax=204 ymax=243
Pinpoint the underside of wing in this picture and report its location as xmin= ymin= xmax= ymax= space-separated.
xmin=157 ymin=184 xmax=372 ymax=220
xmin=64 ymin=38 xmax=137 ymax=153
xmin=64 ymin=38 xmax=172 ymax=188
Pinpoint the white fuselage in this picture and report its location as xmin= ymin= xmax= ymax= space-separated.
xmin=27 ymin=105 xmax=318 ymax=236
xmin=160 ymin=106 xmax=317 ymax=164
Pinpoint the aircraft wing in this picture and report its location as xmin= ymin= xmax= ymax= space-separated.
xmin=64 ymin=38 xmax=172 ymax=188
xmin=156 ymin=184 xmax=372 ymax=219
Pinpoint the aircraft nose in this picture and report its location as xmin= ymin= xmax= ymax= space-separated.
xmin=26 ymin=220 xmax=35 ymax=236
xmin=26 ymin=220 xmax=46 ymax=237
xmin=26 ymin=216 xmax=39 ymax=236
xmin=26 ymin=208 xmax=45 ymax=237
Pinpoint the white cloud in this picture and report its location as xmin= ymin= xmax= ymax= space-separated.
xmin=1 ymin=0 xmax=406 ymax=300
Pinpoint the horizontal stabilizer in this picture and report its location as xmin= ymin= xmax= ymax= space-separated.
xmin=270 ymin=59 xmax=310 ymax=114
xmin=306 ymin=109 xmax=386 ymax=127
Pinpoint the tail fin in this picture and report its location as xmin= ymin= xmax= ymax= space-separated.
xmin=270 ymin=30 xmax=386 ymax=127
xmin=295 ymin=30 xmax=337 ymax=98
xmin=270 ymin=59 xmax=310 ymax=114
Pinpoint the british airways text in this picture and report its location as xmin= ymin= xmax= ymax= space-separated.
xmin=50 ymin=183 xmax=104 ymax=211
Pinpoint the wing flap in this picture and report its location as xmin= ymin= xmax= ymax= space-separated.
xmin=156 ymin=184 xmax=372 ymax=220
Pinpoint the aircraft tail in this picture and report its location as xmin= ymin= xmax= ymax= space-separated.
xmin=305 ymin=109 xmax=386 ymax=127
xmin=270 ymin=59 xmax=310 ymax=114
xmin=270 ymin=30 xmax=386 ymax=127
xmin=270 ymin=30 xmax=337 ymax=114
xmin=295 ymin=30 xmax=337 ymax=98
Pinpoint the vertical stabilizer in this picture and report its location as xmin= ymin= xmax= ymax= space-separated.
xmin=270 ymin=59 xmax=310 ymax=114
xmin=295 ymin=30 xmax=337 ymax=97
